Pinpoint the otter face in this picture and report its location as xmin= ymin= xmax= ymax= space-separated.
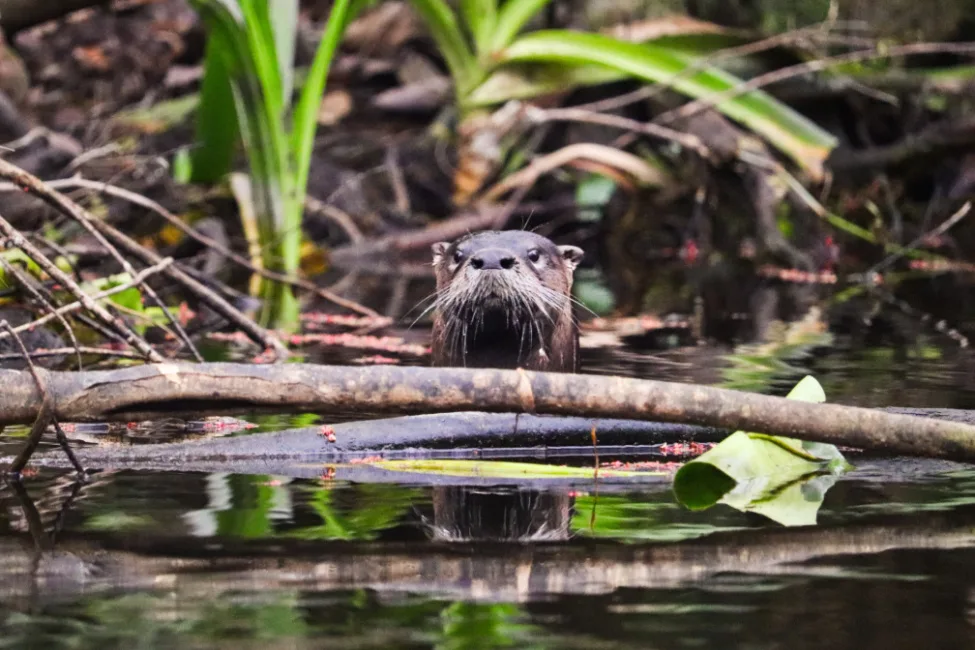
xmin=430 ymin=231 xmax=583 ymax=370
xmin=433 ymin=231 xmax=581 ymax=288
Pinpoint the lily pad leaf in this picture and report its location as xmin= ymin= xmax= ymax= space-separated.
xmin=672 ymin=375 xmax=853 ymax=526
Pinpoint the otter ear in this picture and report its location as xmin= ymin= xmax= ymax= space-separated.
xmin=559 ymin=245 xmax=584 ymax=273
xmin=431 ymin=242 xmax=449 ymax=265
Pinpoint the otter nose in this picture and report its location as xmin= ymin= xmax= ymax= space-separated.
xmin=470 ymin=251 xmax=516 ymax=270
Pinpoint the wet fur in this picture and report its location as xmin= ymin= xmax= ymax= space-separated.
xmin=430 ymin=231 xmax=582 ymax=372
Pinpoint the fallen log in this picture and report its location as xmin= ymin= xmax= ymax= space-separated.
xmin=4 ymin=363 xmax=975 ymax=463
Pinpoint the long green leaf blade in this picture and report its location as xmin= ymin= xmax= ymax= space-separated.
xmin=189 ymin=29 xmax=239 ymax=183
xmin=501 ymin=30 xmax=838 ymax=177
xmin=192 ymin=0 xmax=298 ymax=328
xmin=490 ymin=0 xmax=552 ymax=52
xmin=268 ymin=0 xmax=299 ymax=104
xmin=460 ymin=0 xmax=496 ymax=58
xmin=291 ymin=0 xmax=359 ymax=228
xmin=409 ymin=0 xmax=477 ymax=92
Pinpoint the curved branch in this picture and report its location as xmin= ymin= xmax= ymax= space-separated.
xmin=3 ymin=363 xmax=975 ymax=462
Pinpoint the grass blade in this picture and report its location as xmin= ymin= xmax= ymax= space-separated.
xmin=460 ymin=0 xmax=496 ymax=58
xmin=189 ymin=30 xmax=239 ymax=183
xmin=409 ymin=0 xmax=478 ymax=92
xmin=291 ymin=0 xmax=358 ymax=228
xmin=489 ymin=0 xmax=552 ymax=53
xmin=268 ymin=0 xmax=299 ymax=103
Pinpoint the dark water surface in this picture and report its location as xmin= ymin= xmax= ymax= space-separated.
xmin=2 ymin=329 xmax=975 ymax=649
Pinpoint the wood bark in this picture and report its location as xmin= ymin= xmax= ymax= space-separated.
xmin=5 ymin=363 xmax=975 ymax=462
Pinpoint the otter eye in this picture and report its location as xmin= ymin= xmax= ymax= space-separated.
xmin=527 ymin=249 xmax=541 ymax=263
xmin=452 ymin=250 xmax=464 ymax=264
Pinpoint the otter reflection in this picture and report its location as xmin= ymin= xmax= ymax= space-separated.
xmin=425 ymin=486 xmax=573 ymax=543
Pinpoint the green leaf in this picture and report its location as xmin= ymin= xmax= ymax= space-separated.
xmin=189 ymin=28 xmax=240 ymax=183
xmin=291 ymin=0 xmax=358 ymax=230
xmin=572 ymin=268 xmax=616 ymax=315
xmin=460 ymin=0 xmax=497 ymax=58
xmin=408 ymin=0 xmax=478 ymax=93
xmin=470 ymin=62 xmax=625 ymax=106
xmin=672 ymin=376 xmax=852 ymax=526
xmin=193 ymin=0 xmax=299 ymax=329
xmin=82 ymin=272 xmax=145 ymax=313
xmin=499 ymin=30 xmax=839 ymax=177
xmin=576 ymin=173 xmax=617 ymax=222
xmin=489 ymin=0 xmax=553 ymax=53
xmin=172 ymin=147 xmax=193 ymax=183
xmin=267 ymin=0 xmax=299 ymax=104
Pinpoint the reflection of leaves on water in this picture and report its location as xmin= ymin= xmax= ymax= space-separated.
xmin=720 ymin=309 xmax=833 ymax=394
xmin=437 ymin=602 xmax=541 ymax=650
xmin=82 ymin=512 xmax=154 ymax=532
xmin=571 ymin=494 xmax=745 ymax=543
xmin=0 ymin=590 xmax=555 ymax=649
xmin=833 ymin=469 xmax=975 ymax=519
xmin=289 ymin=483 xmax=424 ymax=541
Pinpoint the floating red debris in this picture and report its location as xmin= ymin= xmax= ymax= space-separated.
xmin=601 ymin=459 xmax=683 ymax=472
xmin=348 ymin=455 xmax=383 ymax=464
xmin=757 ymin=264 xmax=838 ymax=285
xmin=352 ymin=355 xmax=400 ymax=365
xmin=197 ymin=417 xmax=256 ymax=433
xmin=288 ymin=332 xmax=429 ymax=356
xmin=301 ymin=313 xmax=393 ymax=329
xmin=206 ymin=331 xmax=251 ymax=343
xmin=909 ymin=258 xmax=975 ymax=274
xmin=658 ymin=441 xmax=715 ymax=457
xmin=320 ymin=425 xmax=337 ymax=443
xmin=680 ymin=238 xmax=699 ymax=265
xmin=251 ymin=347 xmax=277 ymax=364
xmin=178 ymin=302 xmax=196 ymax=326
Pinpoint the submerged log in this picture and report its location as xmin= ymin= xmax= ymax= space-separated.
xmin=24 ymin=412 xmax=725 ymax=475
xmin=4 ymin=363 xmax=975 ymax=462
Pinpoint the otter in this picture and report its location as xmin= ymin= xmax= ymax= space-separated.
xmin=430 ymin=230 xmax=583 ymax=372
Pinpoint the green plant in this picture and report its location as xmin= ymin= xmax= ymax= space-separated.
xmin=187 ymin=0 xmax=367 ymax=330
xmin=408 ymin=0 xmax=837 ymax=199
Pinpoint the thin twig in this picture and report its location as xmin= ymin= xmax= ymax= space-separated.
xmin=0 ymin=214 xmax=164 ymax=362
xmin=0 ymin=168 xmax=202 ymax=362
xmin=869 ymin=202 xmax=972 ymax=275
xmin=0 ymin=162 xmax=289 ymax=357
xmin=0 ymin=257 xmax=84 ymax=371
xmin=385 ymin=145 xmax=411 ymax=215
xmin=480 ymin=143 xmax=668 ymax=203
xmin=526 ymin=106 xmax=709 ymax=157
xmin=0 ymin=258 xmax=174 ymax=341
xmin=1 ymin=321 xmax=58 ymax=474
xmin=51 ymin=420 xmax=85 ymax=475
xmin=655 ymin=41 xmax=975 ymax=126
xmin=303 ymin=195 xmax=366 ymax=244
xmin=0 ymin=346 xmax=147 ymax=361
xmin=0 ymin=176 xmax=379 ymax=318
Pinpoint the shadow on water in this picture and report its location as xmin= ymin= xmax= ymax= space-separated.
xmin=4 ymin=276 xmax=975 ymax=648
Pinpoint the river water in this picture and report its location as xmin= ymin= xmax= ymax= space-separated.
xmin=1 ymin=321 xmax=975 ymax=649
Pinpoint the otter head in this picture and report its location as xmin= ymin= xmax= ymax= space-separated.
xmin=430 ymin=231 xmax=583 ymax=372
